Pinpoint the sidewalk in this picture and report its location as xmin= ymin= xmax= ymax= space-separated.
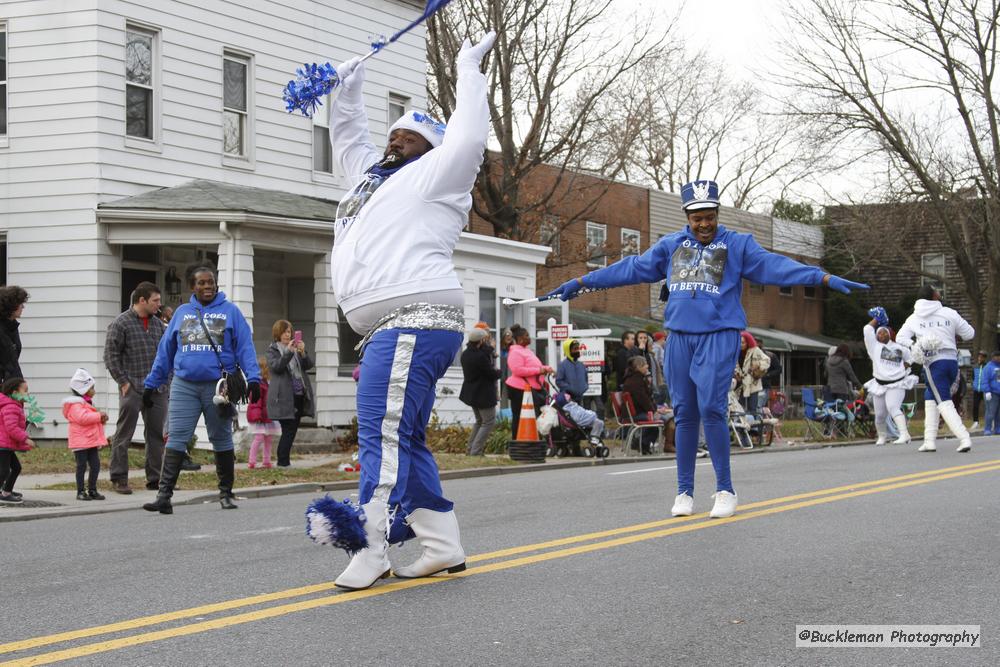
xmin=0 ymin=437 xmax=878 ymax=523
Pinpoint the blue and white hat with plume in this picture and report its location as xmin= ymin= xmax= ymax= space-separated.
xmin=681 ymin=179 xmax=720 ymax=211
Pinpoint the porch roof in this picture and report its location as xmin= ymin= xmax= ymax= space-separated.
xmin=98 ymin=179 xmax=339 ymax=222
xmin=747 ymin=326 xmax=840 ymax=354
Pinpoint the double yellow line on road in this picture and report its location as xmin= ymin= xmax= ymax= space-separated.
xmin=4 ymin=458 xmax=999 ymax=666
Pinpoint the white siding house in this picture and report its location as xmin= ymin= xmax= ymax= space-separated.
xmin=0 ymin=0 xmax=548 ymax=436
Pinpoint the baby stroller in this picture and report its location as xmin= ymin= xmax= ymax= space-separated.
xmin=541 ymin=379 xmax=610 ymax=459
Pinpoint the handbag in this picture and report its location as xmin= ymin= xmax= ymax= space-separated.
xmin=197 ymin=311 xmax=248 ymax=404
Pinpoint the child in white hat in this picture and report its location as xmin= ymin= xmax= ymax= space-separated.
xmin=62 ymin=368 xmax=109 ymax=500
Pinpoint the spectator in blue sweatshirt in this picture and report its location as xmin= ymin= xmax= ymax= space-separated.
xmin=142 ymin=265 xmax=261 ymax=515
xmin=556 ymin=338 xmax=589 ymax=402
xmin=971 ymin=350 xmax=989 ymax=427
xmin=982 ymin=351 xmax=1000 ymax=436
xmin=545 ymin=179 xmax=868 ymax=519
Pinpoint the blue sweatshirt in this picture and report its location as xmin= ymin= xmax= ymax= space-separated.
xmin=983 ymin=360 xmax=1000 ymax=394
xmin=582 ymin=225 xmax=827 ymax=334
xmin=145 ymin=292 xmax=261 ymax=388
xmin=556 ymin=358 xmax=589 ymax=400
xmin=972 ymin=363 xmax=987 ymax=391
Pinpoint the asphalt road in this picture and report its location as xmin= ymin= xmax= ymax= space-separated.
xmin=2 ymin=441 xmax=998 ymax=666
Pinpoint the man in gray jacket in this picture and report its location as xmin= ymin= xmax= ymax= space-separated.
xmin=103 ymin=282 xmax=167 ymax=493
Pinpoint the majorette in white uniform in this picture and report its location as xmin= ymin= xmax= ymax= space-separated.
xmin=323 ymin=33 xmax=496 ymax=591
xmin=896 ymin=292 xmax=975 ymax=453
xmin=862 ymin=322 xmax=916 ymax=445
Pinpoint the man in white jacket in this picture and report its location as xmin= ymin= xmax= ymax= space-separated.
xmin=896 ymin=285 xmax=975 ymax=453
xmin=326 ymin=32 xmax=496 ymax=591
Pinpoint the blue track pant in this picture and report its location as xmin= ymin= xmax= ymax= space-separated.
xmin=356 ymin=328 xmax=462 ymax=519
xmin=666 ymin=330 xmax=740 ymax=496
xmin=924 ymin=358 xmax=958 ymax=403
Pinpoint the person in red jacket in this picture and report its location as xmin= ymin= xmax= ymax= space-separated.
xmin=62 ymin=368 xmax=109 ymax=501
xmin=246 ymin=357 xmax=279 ymax=468
xmin=0 ymin=377 xmax=34 ymax=504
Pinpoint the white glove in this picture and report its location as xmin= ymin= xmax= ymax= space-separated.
xmin=986 ymin=392 xmax=993 ymax=402
xmin=335 ymin=57 xmax=365 ymax=104
xmin=456 ymin=31 xmax=496 ymax=73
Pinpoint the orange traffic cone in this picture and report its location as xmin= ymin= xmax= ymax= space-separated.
xmin=515 ymin=384 xmax=539 ymax=441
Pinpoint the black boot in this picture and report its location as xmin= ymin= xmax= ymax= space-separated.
xmin=180 ymin=453 xmax=202 ymax=471
xmin=143 ymin=448 xmax=184 ymax=514
xmin=215 ymin=449 xmax=238 ymax=510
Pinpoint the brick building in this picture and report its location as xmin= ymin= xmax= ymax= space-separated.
xmin=826 ymin=201 xmax=999 ymax=353
xmin=467 ymin=160 xmax=653 ymax=320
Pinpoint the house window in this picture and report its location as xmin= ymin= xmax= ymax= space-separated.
xmin=586 ymin=221 xmax=607 ymax=268
xmin=388 ymin=93 xmax=409 ymax=125
xmin=921 ymin=252 xmax=946 ymax=294
xmin=478 ymin=287 xmax=497 ymax=331
xmin=313 ymin=94 xmax=332 ymax=173
xmin=621 ymin=228 xmax=640 ymax=258
xmin=125 ymin=26 xmax=156 ymax=140
xmin=804 ymin=285 xmax=817 ymax=299
xmin=0 ymin=24 xmax=7 ymax=136
xmin=223 ymin=52 xmax=251 ymax=157
xmin=540 ymin=216 xmax=560 ymax=255
xmin=779 ymin=285 xmax=793 ymax=296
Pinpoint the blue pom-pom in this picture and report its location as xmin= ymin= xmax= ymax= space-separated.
xmin=868 ymin=306 xmax=889 ymax=327
xmin=305 ymin=495 xmax=368 ymax=554
xmin=283 ymin=62 xmax=340 ymax=118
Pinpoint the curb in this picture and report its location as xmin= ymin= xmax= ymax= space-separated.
xmin=0 ymin=436 xmax=887 ymax=523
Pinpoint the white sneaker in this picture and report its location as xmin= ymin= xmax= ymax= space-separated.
xmin=971 ymin=421 xmax=979 ymax=431
xmin=917 ymin=441 xmax=936 ymax=452
xmin=957 ymin=439 xmax=972 ymax=453
xmin=709 ymin=490 xmax=738 ymax=518
xmin=671 ymin=493 xmax=694 ymax=517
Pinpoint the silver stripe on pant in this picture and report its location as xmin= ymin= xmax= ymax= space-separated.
xmin=373 ymin=333 xmax=416 ymax=505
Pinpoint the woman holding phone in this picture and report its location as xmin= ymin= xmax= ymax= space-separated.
xmin=266 ymin=319 xmax=315 ymax=467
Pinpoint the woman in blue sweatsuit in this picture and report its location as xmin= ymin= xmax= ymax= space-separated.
xmin=547 ymin=180 xmax=868 ymax=519
xmin=142 ymin=266 xmax=261 ymax=514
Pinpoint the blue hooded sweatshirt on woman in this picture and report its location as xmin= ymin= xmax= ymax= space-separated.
xmin=582 ymin=225 xmax=827 ymax=333
xmin=145 ymin=291 xmax=261 ymax=388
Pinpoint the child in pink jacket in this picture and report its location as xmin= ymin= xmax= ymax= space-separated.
xmin=0 ymin=377 xmax=34 ymax=504
xmin=245 ymin=356 xmax=279 ymax=468
xmin=62 ymin=368 xmax=109 ymax=501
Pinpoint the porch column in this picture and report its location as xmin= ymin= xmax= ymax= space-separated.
xmin=313 ymin=252 xmax=339 ymax=428
xmin=217 ymin=238 xmax=255 ymax=331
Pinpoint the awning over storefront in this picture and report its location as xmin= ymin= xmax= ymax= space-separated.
xmin=747 ymin=326 xmax=840 ymax=353
xmin=550 ymin=309 xmax=663 ymax=340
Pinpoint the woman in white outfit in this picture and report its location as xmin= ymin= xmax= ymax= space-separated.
xmin=895 ymin=285 xmax=975 ymax=453
xmin=862 ymin=314 xmax=916 ymax=445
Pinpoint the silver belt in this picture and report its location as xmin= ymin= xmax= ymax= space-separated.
xmin=355 ymin=303 xmax=464 ymax=355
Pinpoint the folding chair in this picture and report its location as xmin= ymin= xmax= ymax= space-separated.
xmin=801 ymin=387 xmax=847 ymax=440
xmin=608 ymin=392 xmax=629 ymax=444
xmin=613 ymin=391 xmax=663 ymax=455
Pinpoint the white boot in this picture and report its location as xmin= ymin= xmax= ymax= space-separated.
xmin=938 ymin=400 xmax=972 ymax=452
xmin=393 ymin=509 xmax=466 ymax=578
xmin=891 ymin=414 xmax=911 ymax=445
xmin=874 ymin=423 xmax=887 ymax=446
xmin=918 ymin=400 xmax=938 ymax=452
xmin=334 ymin=501 xmax=390 ymax=590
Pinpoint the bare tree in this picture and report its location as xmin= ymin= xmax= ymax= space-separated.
xmin=425 ymin=0 xmax=672 ymax=257
xmin=779 ymin=0 xmax=1000 ymax=353
xmin=575 ymin=49 xmax=822 ymax=211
